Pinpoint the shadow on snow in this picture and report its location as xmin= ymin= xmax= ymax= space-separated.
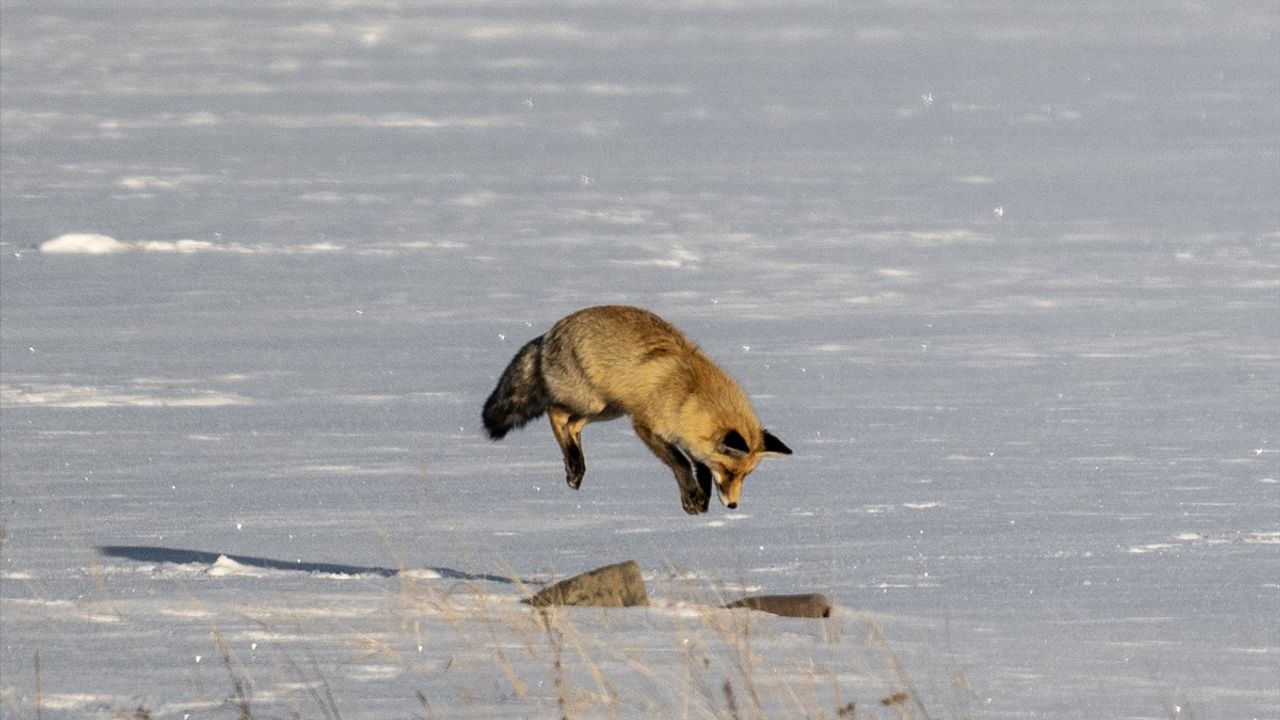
xmin=97 ymin=545 xmax=523 ymax=585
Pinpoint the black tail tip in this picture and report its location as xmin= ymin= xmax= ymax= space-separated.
xmin=483 ymin=420 xmax=508 ymax=441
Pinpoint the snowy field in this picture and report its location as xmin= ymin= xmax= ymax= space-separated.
xmin=2 ymin=1 xmax=1278 ymax=718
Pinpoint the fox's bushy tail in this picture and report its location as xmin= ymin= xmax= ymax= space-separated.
xmin=482 ymin=337 xmax=550 ymax=440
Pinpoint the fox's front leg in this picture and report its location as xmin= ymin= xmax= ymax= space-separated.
xmin=547 ymin=406 xmax=588 ymax=489
xmin=691 ymin=461 xmax=714 ymax=511
xmin=632 ymin=423 xmax=709 ymax=514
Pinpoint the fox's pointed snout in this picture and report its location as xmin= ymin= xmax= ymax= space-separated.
xmin=715 ymin=480 xmax=741 ymax=509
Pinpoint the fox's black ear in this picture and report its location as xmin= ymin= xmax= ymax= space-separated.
xmin=720 ymin=429 xmax=750 ymax=455
xmin=762 ymin=430 xmax=792 ymax=456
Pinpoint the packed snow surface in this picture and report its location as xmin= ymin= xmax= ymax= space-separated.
xmin=2 ymin=1 xmax=1277 ymax=718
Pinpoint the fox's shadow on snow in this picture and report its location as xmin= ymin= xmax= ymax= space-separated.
xmin=97 ymin=545 xmax=524 ymax=585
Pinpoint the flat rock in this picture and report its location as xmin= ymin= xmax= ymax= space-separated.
xmin=524 ymin=560 xmax=649 ymax=608
xmin=723 ymin=593 xmax=832 ymax=618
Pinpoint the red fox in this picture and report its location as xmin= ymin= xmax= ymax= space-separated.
xmin=483 ymin=306 xmax=791 ymax=514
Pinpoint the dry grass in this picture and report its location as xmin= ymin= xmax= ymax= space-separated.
xmin=4 ymin=520 xmax=958 ymax=720
xmin=371 ymin=561 xmax=949 ymax=720
xmin=33 ymin=649 xmax=43 ymax=720
xmin=211 ymin=627 xmax=254 ymax=720
xmin=5 ymin=573 xmax=964 ymax=720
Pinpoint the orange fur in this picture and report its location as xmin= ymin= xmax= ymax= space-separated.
xmin=483 ymin=306 xmax=790 ymax=514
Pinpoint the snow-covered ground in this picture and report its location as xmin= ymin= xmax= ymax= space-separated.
xmin=2 ymin=1 xmax=1277 ymax=718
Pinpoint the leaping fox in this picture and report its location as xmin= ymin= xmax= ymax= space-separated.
xmin=483 ymin=305 xmax=791 ymax=514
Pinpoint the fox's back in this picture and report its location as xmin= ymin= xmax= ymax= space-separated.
xmin=541 ymin=306 xmax=757 ymax=438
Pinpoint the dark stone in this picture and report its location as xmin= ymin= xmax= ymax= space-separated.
xmin=723 ymin=593 xmax=832 ymax=618
xmin=524 ymin=560 xmax=649 ymax=608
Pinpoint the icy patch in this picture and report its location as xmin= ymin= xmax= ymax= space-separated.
xmin=877 ymin=577 xmax=941 ymax=590
xmin=465 ymin=21 xmax=585 ymax=41
xmin=1128 ymin=543 xmax=1177 ymax=554
xmin=876 ymin=268 xmax=916 ymax=279
xmin=254 ymin=112 xmax=522 ymax=131
xmin=705 ymin=512 xmax=752 ymax=527
xmin=35 ymin=694 xmax=122 ymax=711
xmin=401 ymin=568 xmax=444 ymax=580
xmin=613 ymin=243 xmax=702 ymax=269
xmin=843 ymin=291 xmax=904 ymax=306
xmin=333 ymin=393 xmax=400 ymax=405
xmin=668 ymin=603 xmax=708 ymax=619
xmin=206 ymin=555 xmax=270 ymax=577
xmin=290 ymin=463 xmax=395 ymax=476
xmin=388 ymin=239 xmax=469 ymax=250
xmin=38 ymin=233 xmax=132 ymax=254
xmin=158 ymin=607 xmax=216 ymax=619
xmin=5 ymin=598 xmax=121 ymax=623
xmin=1 ymin=383 xmax=252 ymax=408
xmin=859 ymin=229 xmax=994 ymax=246
xmin=346 ymin=665 xmax=406 ymax=681
xmin=39 ymin=233 xmax=343 ymax=255
xmin=1128 ymin=531 xmax=1278 ymax=554
xmin=117 ymin=174 xmax=211 ymax=190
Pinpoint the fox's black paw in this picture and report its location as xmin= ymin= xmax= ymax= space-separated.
xmin=564 ymin=445 xmax=585 ymax=489
xmin=681 ymin=491 xmax=710 ymax=515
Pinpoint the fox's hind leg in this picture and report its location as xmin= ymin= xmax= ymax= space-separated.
xmin=632 ymin=423 xmax=709 ymax=514
xmin=548 ymin=406 xmax=589 ymax=489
